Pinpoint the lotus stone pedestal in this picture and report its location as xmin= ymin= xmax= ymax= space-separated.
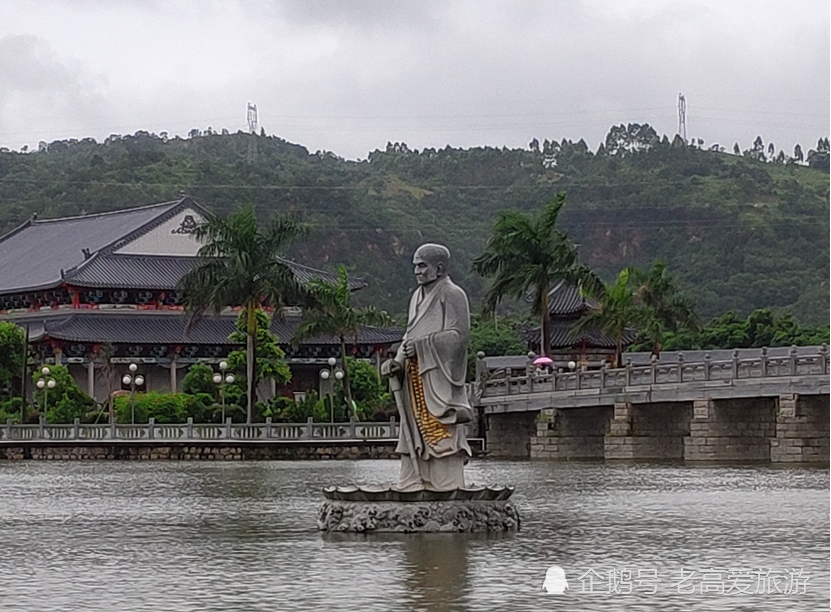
xmin=317 ymin=485 xmax=520 ymax=533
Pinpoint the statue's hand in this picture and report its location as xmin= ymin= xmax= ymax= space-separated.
xmin=402 ymin=339 xmax=416 ymax=359
xmin=381 ymin=358 xmax=403 ymax=378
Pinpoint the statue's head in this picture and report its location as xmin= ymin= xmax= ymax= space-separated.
xmin=413 ymin=243 xmax=450 ymax=286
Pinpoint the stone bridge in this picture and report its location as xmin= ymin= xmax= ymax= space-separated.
xmin=473 ymin=346 xmax=829 ymax=463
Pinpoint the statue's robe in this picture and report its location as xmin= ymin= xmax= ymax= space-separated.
xmin=392 ymin=275 xmax=473 ymax=490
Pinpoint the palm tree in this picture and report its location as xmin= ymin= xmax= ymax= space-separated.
xmin=629 ymin=260 xmax=700 ymax=355
xmin=292 ymin=266 xmax=393 ymax=419
xmin=472 ymin=193 xmax=602 ymax=357
xmin=179 ymin=206 xmax=307 ymax=423
xmin=571 ymin=268 xmax=644 ymax=367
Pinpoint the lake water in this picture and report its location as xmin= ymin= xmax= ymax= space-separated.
xmin=0 ymin=460 xmax=827 ymax=611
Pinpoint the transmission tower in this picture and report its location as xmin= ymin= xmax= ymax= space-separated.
xmin=677 ymin=93 xmax=687 ymax=143
xmin=247 ymin=103 xmax=258 ymax=133
xmin=247 ymin=102 xmax=258 ymax=162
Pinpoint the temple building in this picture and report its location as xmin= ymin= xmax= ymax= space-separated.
xmin=0 ymin=197 xmax=401 ymax=402
xmin=520 ymin=281 xmax=637 ymax=368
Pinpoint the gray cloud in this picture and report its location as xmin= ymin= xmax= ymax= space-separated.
xmin=0 ymin=1 xmax=827 ymax=158
xmin=0 ymin=35 xmax=110 ymax=146
xmin=268 ymin=0 xmax=442 ymax=29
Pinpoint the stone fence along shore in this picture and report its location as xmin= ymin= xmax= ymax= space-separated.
xmin=1 ymin=418 xmax=398 ymax=461
xmin=1 ymin=440 xmax=404 ymax=461
xmin=2 ymin=417 xmax=399 ymax=444
xmin=0 ymin=417 xmax=485 ymax=461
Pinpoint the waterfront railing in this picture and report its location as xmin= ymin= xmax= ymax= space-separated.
xmin=479 ymin=345 xmax=829 ymax=398
xmin=1 ymin=417 xmax=399 ymax=443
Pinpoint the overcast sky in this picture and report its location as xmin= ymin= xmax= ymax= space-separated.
xmin=0 ymin=0 xmax=828 ymax=159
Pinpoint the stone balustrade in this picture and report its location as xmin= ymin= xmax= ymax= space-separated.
xmin=479 ymin=345 xmax=829 ymax=399
xmin=1 ymin=417 xmax=399 ymax=443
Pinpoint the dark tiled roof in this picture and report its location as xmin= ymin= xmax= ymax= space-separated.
xmin=520 ymin=320 xmax=637 ymax=350
xmin=63 ymin=253 xmax=364 ymax=291
xmin=0 ymin=199 xmax=187 ymax=294
xmin=547 ymin=282 xmax=598 ymax=316
xmin=18 ymin=311 xmax=402 ymax=347
xmin=66 ymin=254 xmax=196 ymax=290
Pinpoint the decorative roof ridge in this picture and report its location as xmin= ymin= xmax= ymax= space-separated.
xmin=281 ymin=257 xmax=367 ymax=288
xmin=0 ymin=218 xmax=33 ymax=245
xmin=62 ymin=248 xmax=104 ymax=280
xmin=29 ymin=199 xmax=183 ymax=225
xmin=100 ymin=196 xmax=210 ymax=255
xmin=80 ymin=252 xmax=194 ymax=261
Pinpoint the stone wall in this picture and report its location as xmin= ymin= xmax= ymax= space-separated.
xmin=1 ymin=439 xmax=486 ymax=461
xmin=485 ymin=411 xmax=538 ymax=458
xmin=771 ymin=394 xmax=830 ymax=463
xmin=606 ymin=402 xmax=692 ymax=460
xmin=684 ymin=398 xmax=777 ymax=461
xmin=531 ymin=406 xmax=612 ymax=459
xmin=0 ymin=441 xmax=399 ymax=461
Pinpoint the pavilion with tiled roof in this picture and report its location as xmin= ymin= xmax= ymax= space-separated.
xmin=520 ymin=281 xmax=637 ymax=366
xmin=0 ymin=197 xmax=401 ymax=401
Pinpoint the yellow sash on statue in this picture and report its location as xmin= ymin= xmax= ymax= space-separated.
xmin=406 ymin=358 xmax=452 ymax=449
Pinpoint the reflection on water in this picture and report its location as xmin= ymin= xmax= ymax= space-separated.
xmin=0 ymin=460 xmax=827 ymax=611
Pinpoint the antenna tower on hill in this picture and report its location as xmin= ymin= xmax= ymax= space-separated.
xmin=247 ymin=102 xmax=259 ymax=162
xmin=677 ymin=93 xmax=687 ymax=143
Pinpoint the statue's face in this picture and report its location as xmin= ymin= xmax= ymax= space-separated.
xmin=413 ymin=254 xmax=441 ymax=286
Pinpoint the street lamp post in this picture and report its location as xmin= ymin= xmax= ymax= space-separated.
xmin=212 ymin=360 xmax=235 ymax=423
xmin=319 ymin=357 xmax=344 ymax=422
xmin=36 ymin=366 xmax=56 ymax=414
xmin=122 ymin=363 xmax=145 ymax=424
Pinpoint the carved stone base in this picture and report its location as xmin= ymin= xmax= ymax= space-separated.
xmin=317 ymin=499 xmax=520 ymax=533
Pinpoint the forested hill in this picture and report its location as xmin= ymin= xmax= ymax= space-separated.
xmin=0 ymin=126 xmax=828 ymax=324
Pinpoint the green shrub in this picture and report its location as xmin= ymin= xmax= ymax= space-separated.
xmin=279 ymin=391 xmax=318 ymax=422
xmin=0 ymin=397 xmax=27 ymax=424
xmin=33 ymin=365 xmax=94 ymax=423
xmin=261 ymin=396 xmax=295 ymax=421
xmin=113 ymin=391 xmax=247 ymax=424
xmin=181 ymin=364 xmax=217 ymax=396
xmin=114 ymin=391 xmax=190 ymax=424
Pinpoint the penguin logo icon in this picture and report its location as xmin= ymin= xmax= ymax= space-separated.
xmin=542 ymin=565 xmax=569 ymax=594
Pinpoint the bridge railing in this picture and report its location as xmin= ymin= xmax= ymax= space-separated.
xmin=0 ymin=417 xmax=399 ymax=443
xmin=480 ymin=346 xmax=829 ymax=398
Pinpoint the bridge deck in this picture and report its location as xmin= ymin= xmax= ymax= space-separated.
xmin=477 ymin=347 xmax=829 ymax=413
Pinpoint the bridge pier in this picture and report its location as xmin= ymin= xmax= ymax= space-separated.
xmin=478 ymin=346 xmax=829 ymax=463
xmin=771 ymin=394 xmax=830 ymax=463
xmin=684 ymin=398 xmax=777 ymax=461
xmin=530 ymin=406 xmax=611 ymax=460
xmin=485 ymin=411 xmax=538 ymax=458
xmin=605 ymin=402 xmax=691 ymax=460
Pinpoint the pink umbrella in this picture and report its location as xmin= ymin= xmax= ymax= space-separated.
xmin=533 ymin=355 xmax=554 ymax=366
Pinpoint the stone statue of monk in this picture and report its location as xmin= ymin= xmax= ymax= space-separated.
xmin=381 ymin=243 xmax=473 ymax=491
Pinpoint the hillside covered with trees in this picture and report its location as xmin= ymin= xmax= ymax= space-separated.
xmin=0 ymin=125 xmax=827 ymax=325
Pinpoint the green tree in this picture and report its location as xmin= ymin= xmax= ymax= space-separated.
xmin=628 ymin=260 xmax=700 ymax=354
xmin=663 ymin=308 xmax=830 ymax=350
xmin=572 ymin=268 xmax=643 ymax=367
xmin=33 ymin=364 xmax=96 ymax=423
xmin=293 ymin=266 xmax=393 ymax=418
xmin=228 ymin=309 xmax=292 ymax=402
xmin=181 ymin=363 xmax=219 ymax=396
xmin=0 ymin=322 xmax=24 ymax=403
xmin=179 ymin=206 xmax=307 ymax=423
xmin=472 ymin=193 xmax=602 ymax=356
xmin=468 ymin=314 xmax=527 ymax=377
xmin=333 ymin=357 xmax=390 ymax=419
